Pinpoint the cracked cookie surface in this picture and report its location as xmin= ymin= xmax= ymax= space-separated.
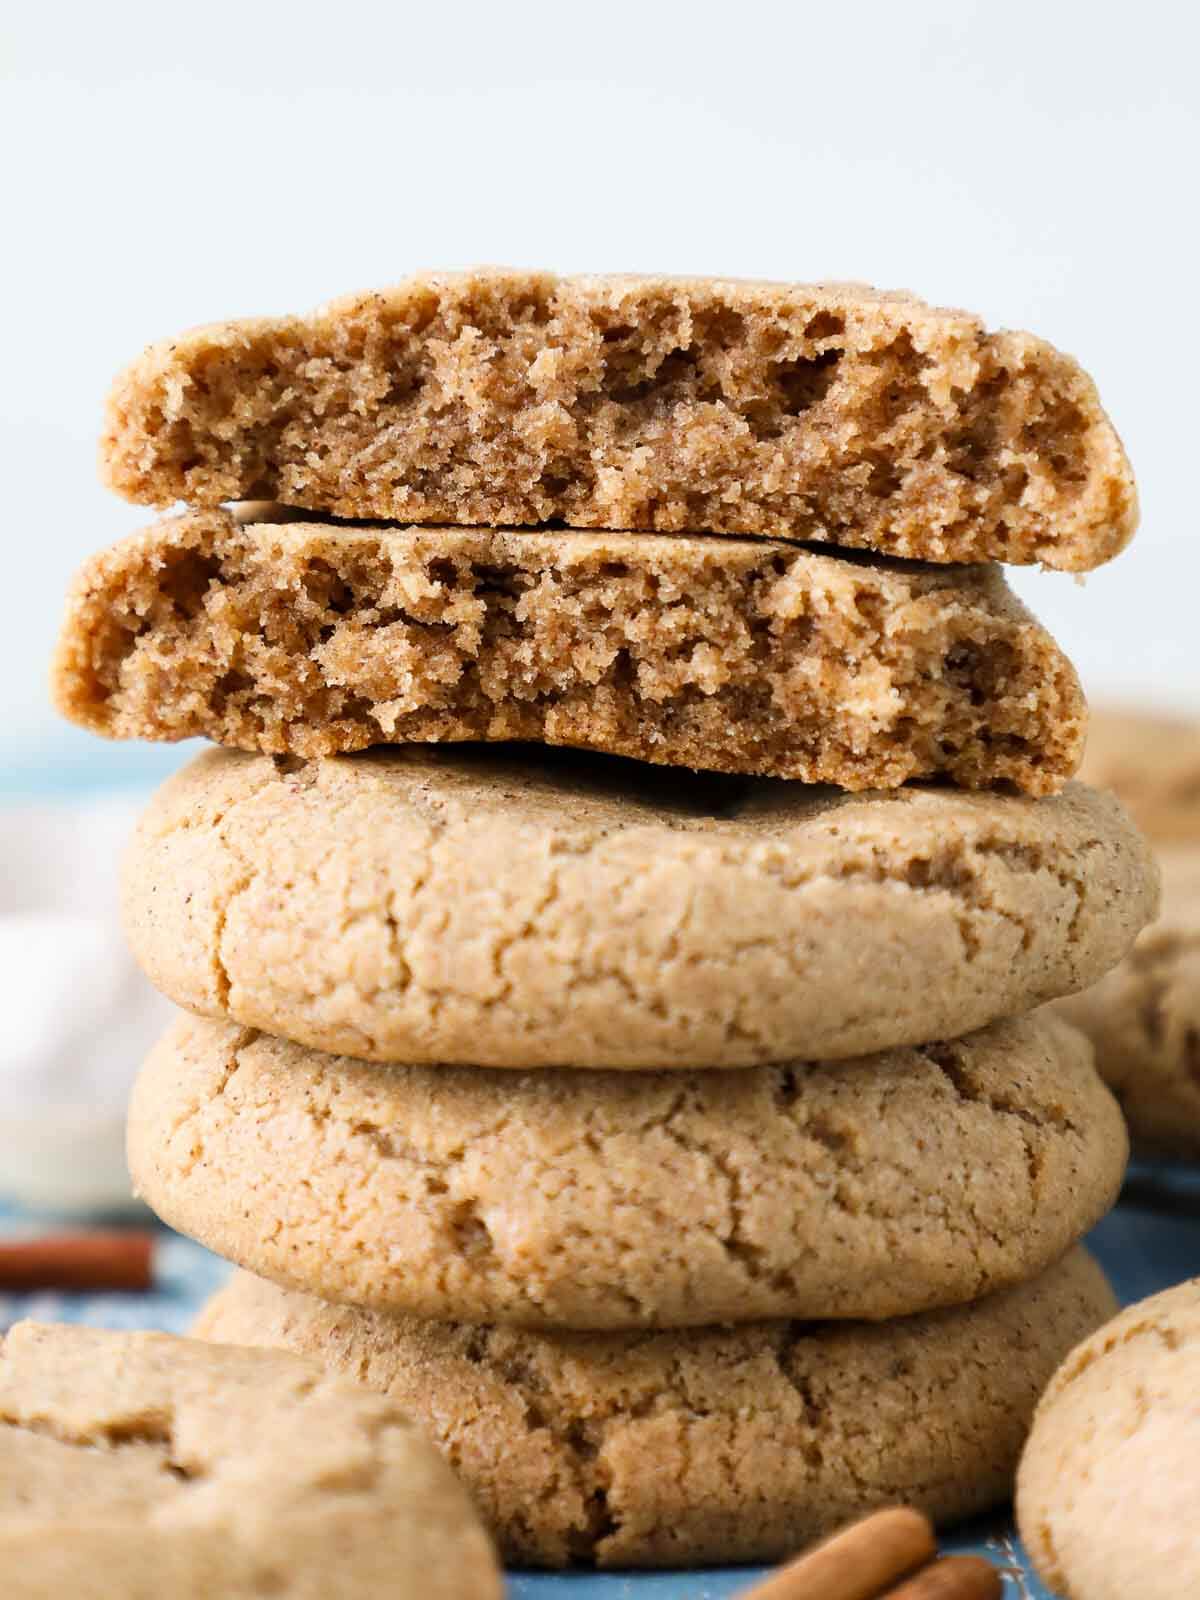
xmin=98 ymin=268 xmax=1136 ymax=570
xmin=1016 ymin=1279 xmax=1200 ymax=1600
xmin=130 ymin=1011 xmax=1125 ymax=1328
xmin=0 ymin=1321 xmax=501 ymax=1599
xmin=53 ymin=508 xmax=1086 ymax=792
xmin=194 ymin=1248 xmax=1116 ymax=1568
xmin=120 ymin=745 xmax=1158 ymax=1068
xmin=1052 ymin=848 xmax=1200 ymax=1156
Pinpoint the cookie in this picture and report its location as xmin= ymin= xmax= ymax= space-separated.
xmin=1052 ymin=848 xmax=1200 ymax=1157
xmin=130 ymin=1010 xmax=1124 ymax=1329
xmin=1017 ymin=1278 xmax=1200 ymax=1600
xmin=194 ymin=1248 xmax=1116 ymax=1569
xmin=52 ymin=508 xmax=1087 ymax=793
xmin=98 ymin=268 xmax=1136 ymax=570
xmin=119 ymin=745 xmax=1158 ymax=1069
xmin=0 ymin=1320 xmax=501 ymax=1598
xmin=1078 ymin=706 xmax=1200 ymax=843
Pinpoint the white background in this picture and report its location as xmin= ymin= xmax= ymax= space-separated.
xmin=3 ymin=0 xmax=1197 ymax=783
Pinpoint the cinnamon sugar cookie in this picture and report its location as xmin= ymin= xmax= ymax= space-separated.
xmin=194 ymin=1249 xmax=1117 ymax=1569
xmin=0 ymin=1320 xmax=501 ymax=1598
xmin=53 ymin=509 xmax=1086 ymax=792
xmin=119 ymin=745 xmax=1158 ymax=1068
xmin=1078 ymin=707 xmax=1200 ymax=843
xmin=1017 ymin=1278 xmax=1200 ymax=1600
xmin=129 ymin=1011 xmax=1125 ymax=1329
xmin=1052 ymin=848 xmax=1200 ymax=1156
xmin=99 ymin=269 xmax=1136 ymax=570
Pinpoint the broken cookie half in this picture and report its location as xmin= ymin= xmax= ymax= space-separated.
xmin=99 ymin=268 xmax=1136 ymax=570
xmin=53 ymin=506 xmax=1085 ymax=793
xmin=0 ymin=1321 xmax=502 ymax=1599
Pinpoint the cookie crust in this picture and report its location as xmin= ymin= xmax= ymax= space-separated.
xmin=195 ymin=1250 xmax=1117 ymax=1569
xmin=129 ymin=1011 xmax=1126 ymax=1329
xmin=0 ymin=1321 xmax=501 ymax=1598
xmin=119 ymin=746 xmax=1159 ymax=1068
xmin=1017 ymin=1280 xmax=1200 ymax=1600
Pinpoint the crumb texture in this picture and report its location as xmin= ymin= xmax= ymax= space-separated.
xmin=53 ymin=509 xmax=1086 ymax=792
xmin=1052 ymin=847 xmax=1200 ymax=1157
xmin=128 ymin=1011 xmax=1126 ymax=1329
xmin=0 ymin=1321 xmax=501 ymax=1599
xmin=119 ymin=745 xmax=1159 ymax=1069
xmin=1016 ymin=1280 xmax=1200 ymax=1600
xmin=100 ymin=269 xmax=1136 ymax=570
xmin=195 ymin=1250 xmax=1116 ymax=1569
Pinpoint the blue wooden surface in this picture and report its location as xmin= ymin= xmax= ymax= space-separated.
xmin=2 ymin=1173 xmax=1195 ymax=1599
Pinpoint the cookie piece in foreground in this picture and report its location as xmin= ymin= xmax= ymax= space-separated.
xmin=1078 ymin=706 xmax=1200 ymax=843
xmin=1017 ymin=1279 xmax=1200 ymax=1600
xmin=1052 ymin=847 xmax=1200 ymax=1157
xmin=129 ymin=1011 xmax=1125 ymax=1329
xmin=194 ymin=1249 xmax=1116 ymax=1569
xmin=120 ymin=746 xmax=1158 ymax=1068
xmin=53 ymin=509 xmax=1086 ymax=792
xmin=99 ymin=268 xmax=1136 ymax=570
xmin=0 ymin=1321 xmax=501 ymax=1599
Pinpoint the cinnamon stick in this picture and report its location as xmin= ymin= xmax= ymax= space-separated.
xmin=0 ymin=1232 xmax=154 ymax=1293
xmin=737 ymin=1508 xmax=937 ymax=1600
xmin=880 ymin=1555 xmax=1003 ymax=1600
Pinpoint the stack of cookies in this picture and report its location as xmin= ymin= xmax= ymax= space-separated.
xmin=54 ymin=271 xmax=1160 ymax=1569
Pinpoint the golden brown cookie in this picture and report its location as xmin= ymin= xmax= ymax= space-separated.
xmin=129 ymin=1011 xmax=1126 ymax=1329
xmin=1078 ymin=706 xmax=1200 ymax=843
xmin=1017 ymin=1278 xmax=1200 ymax=1600
xmin=99 ymin=268 xmax=1136 ymax=570
xmin=52 ymin=508 xmax=1087 ymax=793
xmin=0 ymin=1320 xmax=501 ymax=1598
xmin=118 ymin=745 xmax=1158 ymax=1068
xmin=194 ymin=1249 xmax=1116 ymax=1569
xmin=1052 ymin=848 xmax=1200 ymax=1157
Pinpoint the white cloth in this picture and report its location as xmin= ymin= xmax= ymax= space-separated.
xmin=0 ymin=797 xmax=173 ymax=1213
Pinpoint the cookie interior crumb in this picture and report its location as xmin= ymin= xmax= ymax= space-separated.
xmin=100 ymin=268 xmax=1136 ymax=569
xmin=53 ymin=508 xmax=1086 ymax=793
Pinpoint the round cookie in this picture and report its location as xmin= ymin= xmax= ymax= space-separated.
xmin=121 ymin=744 xmax=1159 ymax=1069
xmin=195 ymin=1248 xmax=1117 ymax=1570
xmin=1017 ymin=1278 xmax=1200 ymax=1600
xmin=1078 ymin=706 xmax=1200 ymax=843
xmin=0 ymin=1320 xmax=501 ymax=1599
xmin=1052 ymin=848 xmax=1200 ymax=1157
xmin=129 ymin=1011 xmax=1127 ymax=1330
